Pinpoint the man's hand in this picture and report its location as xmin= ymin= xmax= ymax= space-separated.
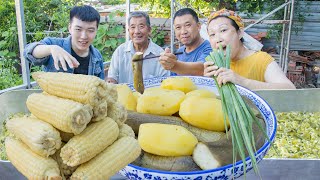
xmin=159 ymin=48 xmax=177 ymax=70
xmin=50 ymin=45 xmax=80 ymax=71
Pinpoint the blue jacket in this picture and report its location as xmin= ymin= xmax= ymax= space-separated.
xmin=23 ymin=36 xmax=104 ymax=79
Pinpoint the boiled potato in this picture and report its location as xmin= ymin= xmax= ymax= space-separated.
xmin=161 ymin=77 xmax=196 ymax=93
xmin=186 ymin=89 xmax=216 ymax=99
xmin=137 ymin=88 xmax=185 ymax=116
xmin=179 ymin=96 xmax=229 ymax=132
xmin=132 ymin=91 xmax=141 ymax=102
xmin=138 ymin=123 xmax=198 ymax=156
xmin=116 ymin=84 xmax=136 ymax=111
xmin=142 ymin=87 xmax=164 ymax=95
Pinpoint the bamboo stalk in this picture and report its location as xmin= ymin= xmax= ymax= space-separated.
xmin=132 ymin=52 xmax=144 ymax=94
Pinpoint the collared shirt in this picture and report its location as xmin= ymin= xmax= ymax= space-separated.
xmin=23 ymin=36 xmax=104 ymax=79
xmin=171 ymin=40 xmax=212 ymax=76
xmin=108 ymin=39 xmax=170 ymax=84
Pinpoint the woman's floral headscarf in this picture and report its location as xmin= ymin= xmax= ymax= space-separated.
xmin=208 ymin=9 xmax=244 ymax=28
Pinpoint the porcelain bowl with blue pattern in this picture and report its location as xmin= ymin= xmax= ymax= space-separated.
xmin=119 ymin=76 xmax=277 ymax=180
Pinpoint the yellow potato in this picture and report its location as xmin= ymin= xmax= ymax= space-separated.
xmin=116 ymin=84 xmax=136 ymax=111
xmin=161 ymin=77 xmax=196 ymax=93
xmin=179 ymin=97 xmax=229 ymax=132
xmin=143 ymin=87 xmax=164 ymax=95
xmin=186 ymin=89 xmax=216 ymax=99
xmin=138 ymin=123 xmax=198 ymax=156
xmin=132 ymin=92 xmax=141 ymax=102
xmin=137 ymin=88 xmax=185 ymax=116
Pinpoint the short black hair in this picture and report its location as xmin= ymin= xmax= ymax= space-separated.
xmin=128 ymin=11 xmax=151 ymax=27
xmin=70 ymin=5 xmax=100 ymax=27
xmin=173 ymin=8 xmax=199 ymax=23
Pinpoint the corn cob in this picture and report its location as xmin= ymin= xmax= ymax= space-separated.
xmin=107 ymin=101 xmax=127 ymax=126
xmin=5 ymin=137 xmax=62 ymax=180
xmin=60 ymin=117 xmax=119 ymax=167
xmin=6 ymin=115 xmax=61 ymax=157
xmin=51 ymin=143 xmax=78 ymax=178
xmin=32 ymin=72 xmax=108 ymax=106
xmin=118 ymin=123 xmax=135 ymax=139
xmin=70 ymin=137 xmax=141 ymax=180
xmin=32 ymin=72 xmax=111 ymax=122
xmin=91 ymin=99 xmax=108 ymax=122
xmin=27 ymin=93 xmax=93 ymax=135
xmin=106 ymin=83 xmax=118 ymax=102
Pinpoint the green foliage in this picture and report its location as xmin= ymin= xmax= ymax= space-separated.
xmin=0 ymin=58 xmax=23 ymax=90
xmin=138 ymin=0 xmax=212 ymax=18
xmin=0 ymin=27 xmax=18 ymax=58
xmin=0 ymin=1 xmax=15 ymax=35
xmin=101 ymin=0 xmax=125 ymax=5
xmin=151 ymin=26 xmax=167 ymax=47
xmin=137 ymin=0 xmax=307 ymax=39
xmin=93 ymin=13 xmax=125 ymax=62
xmin=0 ymin=0 xmax=80 ymax=53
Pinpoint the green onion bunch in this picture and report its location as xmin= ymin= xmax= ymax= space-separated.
xmin=205 ymin=45 xmax=266 ymax=178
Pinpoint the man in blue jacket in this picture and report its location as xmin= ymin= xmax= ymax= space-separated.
xmin=24 ymin=5 xmax=104 ymax=79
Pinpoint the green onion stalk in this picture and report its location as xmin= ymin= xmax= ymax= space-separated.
xmin=205 ymin=45 xmax=268 ymax=179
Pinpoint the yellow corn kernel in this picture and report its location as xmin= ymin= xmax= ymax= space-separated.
xmin=27 ymin=93 xmax=93 ymax=135
xmin=71 ymin=137 xmax=141 ymax=180
xmin=60 ymin=117 xmax=119 ymax=167
xmin=107 ymin=101 xmax=127 ymax=126
xmin=32 ymin=72 xmax=108 ymax=107
xmin=118 ymin=123 xmax=135 ymax=139
xmin=6 ymin=115 xmax=61 ymax=157
xmin=106 ymin=83 xmax=118 ymax=102
xmin=5 ymin=137 xmax=62 ymax=180
xmin=32 ymin=72 xmax=114 ymax=122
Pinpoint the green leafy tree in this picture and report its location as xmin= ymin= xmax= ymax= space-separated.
xmin=151 ymin=26 xmax=167 ymax=47
xmin=93 ymin=13 xmax=125 ymax=62
xmin=0 ymin=58 xmax=23 ymax=90
xmin=101 ymin=0 xmax=126 ymax=5
xmin=137 ymin=0 xmax=212 ymax=17
xmin=0 ymin=0 xmax=82 ymax=59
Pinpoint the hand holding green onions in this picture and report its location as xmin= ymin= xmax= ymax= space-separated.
xmin=204 ymin=59 xmax=243 ymax=87
xmin=205 ymin=45 xmax=269 ymax=178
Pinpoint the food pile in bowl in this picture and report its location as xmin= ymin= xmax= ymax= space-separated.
xmin=0 ymin=73 xmax=276 ymax=180
xmin=117 ymin=76 xmax=276 ymax=179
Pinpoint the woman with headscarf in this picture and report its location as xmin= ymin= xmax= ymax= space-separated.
xmin=204 ymin=9 xmax=295 ymax=90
